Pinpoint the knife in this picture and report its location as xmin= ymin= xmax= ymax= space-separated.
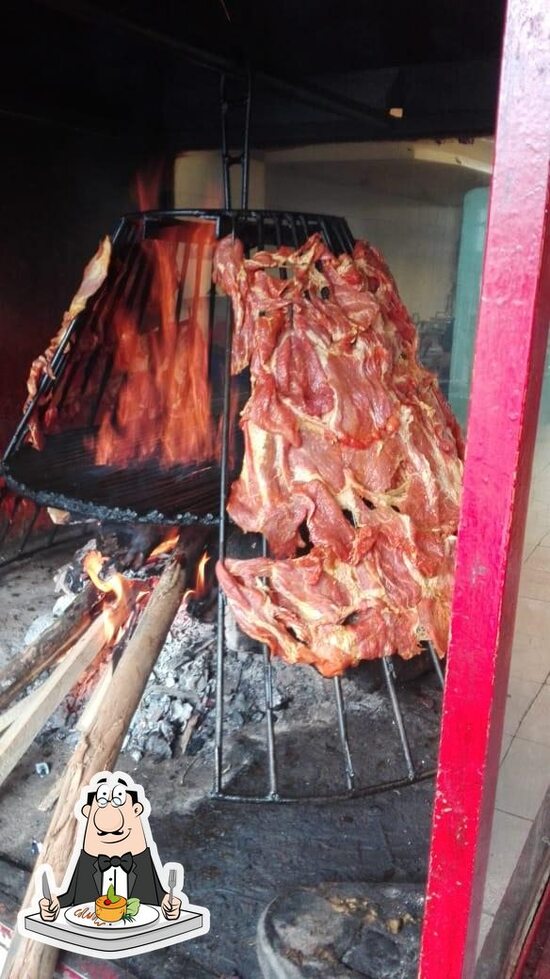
xmin=42 ymin=869 xmax=52 ymax=906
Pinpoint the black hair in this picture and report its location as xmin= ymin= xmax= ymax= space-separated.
xmin=86 ymin=777 xmax=138 ymax=806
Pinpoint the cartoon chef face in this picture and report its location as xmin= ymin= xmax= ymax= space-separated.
xmin=81 ymin=777 xmax=148 ymax=857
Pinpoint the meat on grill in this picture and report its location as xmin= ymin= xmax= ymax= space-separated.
xmin=25 ymin=237 xmax=112 ymax=449
xmin=214 ymin=233 xmax=463 ymax=676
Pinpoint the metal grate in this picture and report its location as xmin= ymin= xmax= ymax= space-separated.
xmin=2 ymin=209 xmax=355 ymax=526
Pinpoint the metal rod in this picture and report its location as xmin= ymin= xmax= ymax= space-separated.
xmin=220 ymin=74 xmax=231 ymax=210
xmin=212 ymin=769 xmax=436 ymax=805
xmin=332 ymin=675 xmax=356 ymax=790
xmin=381 ymin=657 xmax=416 ymax=780
xmin=214 ymin=290 xmax=235 ymax=794
xmin=240 ymin=69 xmax=252 ymax=211
xmin=260 ymin=537 xmax=278 ymax=799
xmin=426 ymin=640 xmax=445 ymax=689
xmin=287 ymin=212 xmax=300 ymax=248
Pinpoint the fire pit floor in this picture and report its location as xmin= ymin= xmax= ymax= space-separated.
xmin=0 ymin=546 xmax=437 ymax=978
xmin=0 ymin=739 xmax=434 ymax=979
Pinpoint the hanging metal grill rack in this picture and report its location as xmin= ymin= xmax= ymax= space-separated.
xmin=1 ymin=69 xmax=445 ymax=804
xmin=1 ymin=205 xmax=444 ymax=803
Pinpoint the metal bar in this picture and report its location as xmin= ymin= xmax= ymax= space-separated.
xmin=339 ymin=218 xmax=356 ymax=252
xmin=332 ymin=676 xmax=356 ymax=791
xmin=240 ymin=69 xmax=252 ymax=211
xmin=212 ymin=768 xmax=436 ymax=805
xmin=418 ymin=0 xmax=550 ymax=972
xmin=220 ymin=74 xmax=231 ymax=211
xmin=287 ymin=213 xmax=299 ymax=248
xmin=214 ymin=226 xmax=236 ymax=793
xmin=331 ymin=219 xmax=349 ymax=254
xmin=262 ymin=647 xmax=278 ymax=797
xmin=381 ymin=657 xmax=415 ymax=780
xmin=426 ymin=640 xmax=445 ymax=689
xmin=34 ymin=0 xmax=388 ymax=129
xmin=259 ymin=536 xmax=278 ymax=799
xmin=297 ymin=213 xmax=309 ymax=243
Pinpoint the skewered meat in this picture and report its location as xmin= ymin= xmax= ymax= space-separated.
xmin=214 ymin=233 xmax=462 ymax=676
xmin=24 ymin=237 xmax=112 ymax=449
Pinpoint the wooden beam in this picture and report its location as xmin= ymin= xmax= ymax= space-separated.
xmin=418 ymin=0 xmax=550 ymax=975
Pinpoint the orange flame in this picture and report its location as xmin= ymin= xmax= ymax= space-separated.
xmin=183 ymin=552 xmax=210 ymax=604
xmin=134 ymin=164 xmax=164 ymax=211
xmin=83 ymin=550 xmax=131 ymax=642
xmin=93 ymin=166 xmax=218 ymax=470
xmin=149 ymin=529 xmax=180 ymax=559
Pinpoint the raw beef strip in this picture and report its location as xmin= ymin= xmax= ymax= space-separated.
xmin=214 ymin=233 xmax=462 ymax=674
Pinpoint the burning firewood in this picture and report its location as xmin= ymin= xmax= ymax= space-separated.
xmin=0 ymin=581 xmax=101 ymax=712
xmin=3 ymin=539 xmax=203 ymax=979
xmin=214 ymin=234 xmax=463 ymax=676
xmin=0 ymin=604 xmax=131 ymax=790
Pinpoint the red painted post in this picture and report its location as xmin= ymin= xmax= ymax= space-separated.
xmin=417 ymin=0 xmax=550 ymax=975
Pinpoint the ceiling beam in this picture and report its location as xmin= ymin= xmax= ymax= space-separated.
xmin=33 ymin=0 xmax=390 ymax=131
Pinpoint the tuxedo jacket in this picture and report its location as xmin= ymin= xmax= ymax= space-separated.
xmin=58 ymin=848 xmax=165 ymax=908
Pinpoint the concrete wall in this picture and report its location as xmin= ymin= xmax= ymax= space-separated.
xmin=265 ymin=164 xmax=462 ymax=322
xmin=175 ymin=152 xmax=265 ymax=210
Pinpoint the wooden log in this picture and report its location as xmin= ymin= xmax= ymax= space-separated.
xmin=0 ymin=594 xmax=130 ymax=790
xmin=2 ymin=557 xmax=188 ymax=979
xmin=0 ymin=582 xmax=100 ymax=712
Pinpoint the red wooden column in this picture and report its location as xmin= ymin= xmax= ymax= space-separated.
xmin=418 ymin=0 xmax=550 ymax=976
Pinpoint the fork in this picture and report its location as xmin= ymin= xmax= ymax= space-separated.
xmin=168 ymin=868 xmax=177 ymax=908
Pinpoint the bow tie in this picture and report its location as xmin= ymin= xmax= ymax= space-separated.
xmin=97 ymin=852 xmax=133 ymax=873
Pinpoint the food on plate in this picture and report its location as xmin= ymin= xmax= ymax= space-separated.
xmin=95 ymin=884 xmax=140 ymax=923
xmin=214 ymin=233 xmax=463 ymax=675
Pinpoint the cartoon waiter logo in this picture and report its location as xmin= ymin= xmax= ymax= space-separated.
xmin=18 ymin=771 xmax=210 ymax=959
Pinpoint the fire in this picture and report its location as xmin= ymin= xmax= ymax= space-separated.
xmin=83 ymin=550 xmax=132 ymax=642
xmin=93 ymin=166 xmax=219 ymax=470
xmin=148 ymin=529 xmax=180 ymax=559
xmin=183 ymin=552 xmax=210 ymax=604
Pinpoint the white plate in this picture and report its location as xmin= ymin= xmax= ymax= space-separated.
xmin=65 ymin=902 xmax=159 ymax=930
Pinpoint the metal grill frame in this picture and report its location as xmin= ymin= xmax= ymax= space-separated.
xmin=1 ymin=206 xmax=444 ymax=804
